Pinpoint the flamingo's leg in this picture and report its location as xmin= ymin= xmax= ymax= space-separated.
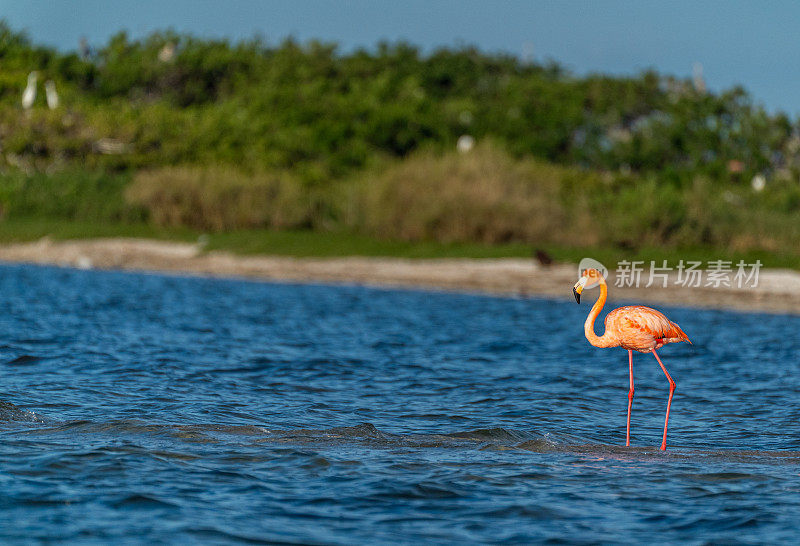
xmin=626 ymin=350 xmax=634 ymax=447
xmin=652 ymin=349 xmax=676 ymax=451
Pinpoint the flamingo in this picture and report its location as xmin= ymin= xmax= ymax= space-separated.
xmin=573 ymin=268 xmax=691 ymax=451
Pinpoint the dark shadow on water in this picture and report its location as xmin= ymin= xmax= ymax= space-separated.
xmin=0 ymin=399 xmax=46 ymax=423
xmin=9 ymin=410 xmax=799 ymax=467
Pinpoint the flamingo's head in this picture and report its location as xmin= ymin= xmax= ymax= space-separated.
xmin=572 ymin=267 xmax=604 ymax=303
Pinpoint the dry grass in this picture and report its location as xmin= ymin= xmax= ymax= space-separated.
xmin=126 ymin=166 xmax=312 ymax=231
xmin=353 ymin=143 xmax=586 ymax=244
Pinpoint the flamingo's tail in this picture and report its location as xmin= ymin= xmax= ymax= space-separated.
xmin=670 ymin=322 xmax=692 ymax=345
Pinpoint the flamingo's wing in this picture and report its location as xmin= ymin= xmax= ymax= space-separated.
xmin=607 ymin=306 xmax=691 ymax=345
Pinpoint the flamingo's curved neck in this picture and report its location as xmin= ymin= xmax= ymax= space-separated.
xmin=584 ymin=276 xmax=618 ymax=348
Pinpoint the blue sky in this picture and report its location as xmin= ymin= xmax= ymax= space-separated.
xmin=3 ymin=0 xmax=799 ymax=115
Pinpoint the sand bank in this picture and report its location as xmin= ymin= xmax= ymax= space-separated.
xmin=0 ymin=237 xmax=798 ymax=314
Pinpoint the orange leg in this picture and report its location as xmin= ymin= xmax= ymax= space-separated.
xmin=652 ymin=349 xmax=676 ymax=451
xmin=626 ymin=350 xmax=634 ymax=447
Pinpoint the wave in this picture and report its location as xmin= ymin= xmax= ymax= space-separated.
xmin=265 ymin=423 xmax=567 ymax=452
xmin=5 ymin=414 xmax=799 ymax=465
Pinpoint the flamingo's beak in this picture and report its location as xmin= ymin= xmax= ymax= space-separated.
xmin=573 ymin=276 xmax=587 ymax=304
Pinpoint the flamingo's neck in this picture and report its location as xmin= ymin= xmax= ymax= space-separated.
xmin=584 ymin=277 xmax=618 ymax=348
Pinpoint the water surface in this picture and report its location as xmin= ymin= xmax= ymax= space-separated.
xmin=0 ymin=264 xmax=798 ymax=543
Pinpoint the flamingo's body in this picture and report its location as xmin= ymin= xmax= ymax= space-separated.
xmin=573 ymin=268 xmax=691 ymax=450
xmin=600 ymin=305 xmax=690 ymax=353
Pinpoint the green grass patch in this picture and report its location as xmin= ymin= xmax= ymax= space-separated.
xmin=0 ymin=218 xmax=197 ymax=244
xmin=204 ymin=229 xmax=537 ymax=258
xmin=1 ymin=218 xmax=798 ymax=269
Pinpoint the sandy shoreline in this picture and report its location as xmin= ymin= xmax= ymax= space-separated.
xmin=0 ymin=237 xmax=798 ymax=314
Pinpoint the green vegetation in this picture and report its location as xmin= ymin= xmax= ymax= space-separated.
xmin=0 ymin=169 xmax=142 ymax=221
xmin=1 ymin=21 xmax=800 ymax=267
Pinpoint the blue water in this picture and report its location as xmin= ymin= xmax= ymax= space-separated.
xmin=0 ymin=263 xmax=798 ymax=543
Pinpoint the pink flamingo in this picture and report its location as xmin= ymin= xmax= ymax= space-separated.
xmin=573 ymin=268 xmax=691 ymax=451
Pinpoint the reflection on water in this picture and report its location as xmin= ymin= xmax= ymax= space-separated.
xmin=0 ymin=263 xmax=798 ymax=542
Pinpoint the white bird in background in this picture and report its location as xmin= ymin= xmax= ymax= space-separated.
xmin=45 ymin=80 xmax=59 ymax=109
xmin=751 ymin=174 xmax=766 ymax=192
xmin=22 ymin=71 xmax=38 ymax=109
xmin=79 ymin=36 xmax=91 ymax=60
xmin=457 ymin=135 xmax=475 ymax=154
xmin=158 ymin=42 xmax=176 ymax=63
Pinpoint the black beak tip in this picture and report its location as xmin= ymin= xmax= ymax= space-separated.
xmin=573 ymin=287 xmax=581 ymax=304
